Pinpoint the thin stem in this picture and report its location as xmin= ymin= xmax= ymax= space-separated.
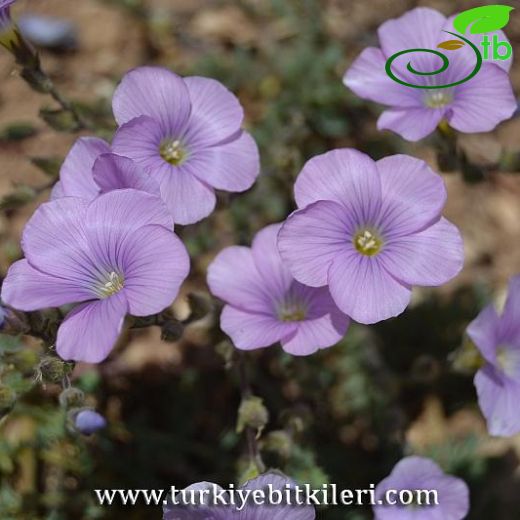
xmin=236 ymin=352 xmax=265 ymax=472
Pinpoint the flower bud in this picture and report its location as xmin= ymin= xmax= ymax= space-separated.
xmin=38 ymin=356 xmax=72 ymax=384
xmin=237 ymin=396 xmax=269 ymax=433
xmin=262 ymin=430 xmax=292 ymax=459
xmin=59 ymin=387 xmax=85 ymax=409
xmin=73 ymin=409 xmax=106 ymax=436
xmin=186 ymin=292 xmax=212 ymax=322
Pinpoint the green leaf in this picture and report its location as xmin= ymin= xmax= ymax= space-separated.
xmin=30 ymin=156 xmax=63 ymax=178
xmin=453 ymin=5 xmax=514 ymax=35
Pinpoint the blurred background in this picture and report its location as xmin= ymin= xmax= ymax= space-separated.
xmin=1 ymin=0 xmax=520 ymax=518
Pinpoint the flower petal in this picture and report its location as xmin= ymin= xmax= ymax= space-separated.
xmin=379 ymin=218 xmax=464 ymax=287
xmin=50 ymin=181 xmax=64 ymax=200
xmin=475 ymin=364 xmax=520 ymax=437
xmin=112 ymin=115 xmax=164 ymax=173
xmin=294 ymin=149 xmax=382 ymax=223
xmin=251 ymin=223 xmax=292 ymax=300
xmin=448 ymin=64 xmax=516 ymax=133
xmin=377 ymin=7 xmax=446 ymax=62
xmin=220 ymin=305 xmax=297 ymax=351
xmin=112 ymin=66 xmax=191 ymax=136
xmin=375 ymin=155 xmax=446 ymax=237
xmin=120 ymin=225 xmax=190 ymax=316
xmin=1 ymin=259 xmax=91 ymax=311
xmin=92 ymin=153 xmax=161 ymax=196
xmin=207 ymin=246 xmax=273 ymax=314
xmin=278 ymin=200 xmax=352 ymax=288
xmin=467 ymin=304 xmax=500 ymax=364
xmin=57 ymin=291 xmax=128 ymax=363
xmin=188 ymin=131 xmax=260 ymax=192
xmin=282 ymin=307 xmax=349 ymax=356
xmin=156 ymin=161 xmax=216 ymax=225
xmin=21 ymin=197 xmax=97 ymax=285
xmin=343 ymin=47 xmax=423 ymax=107
xmin=377 ymin=106 xmax=444 ymax=142
xmin=60 ymin=137 xmax=110 ymax=200
xmin=182 ymin=76 xmax=244 ymax=147
xmin=85 ymin=189 xmax=174 ymax=270
xmin=500 ymin=275 xmax=520 ymax=344
xmin=328 ymin=253 xmax=411 ymax=324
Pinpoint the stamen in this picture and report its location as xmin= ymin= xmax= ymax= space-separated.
xmin=98 ymin=271 xmax=124 ymax=298
xmin=277 ymin=299 xmax=307 ymax=322
xmin=354 ymin=229 xmax=383 ymax=256
xmin=160 ymin=139 xmax=187 ymax=166
xmin=424 ymin=90 xmax=453 ymax=108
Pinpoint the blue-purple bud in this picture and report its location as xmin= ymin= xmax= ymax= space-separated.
xmin=74 ymin=409 xmax=107 ymax=435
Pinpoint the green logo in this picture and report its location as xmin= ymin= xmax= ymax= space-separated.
xmin=385 ymin=5 xmax=514 ymax=89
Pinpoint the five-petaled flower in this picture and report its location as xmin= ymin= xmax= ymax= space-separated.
xmin=111 ymin=66 xmax=261 ymax=225
xmin=163 ymin=472 xmax=315 ymax=519
xmin=278 ymin=148 xmax=464 ymax=324
xmin=1 ymin=189 xmax=189 ymax=363
xmin=467 ymin=275 xmax=520 ymax=437
xmin=207 ymin=223 xmax=349 ymax=355
xmin=374 ymin=456 xmax=469 ymax=520
xmin=343 ymin=7 xmax=516 ymax=141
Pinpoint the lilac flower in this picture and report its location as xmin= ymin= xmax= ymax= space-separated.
xmin=51 ymin=137 xmax=160 ymax=202
xmin=374 ymin=456 xmax=470 ymax=520
xmin=278 ymin=149 xmax=464 ymax=324
xmin=74 ymin=409 xmax=106 ymax=435
xmin=111 ymin=66 xmax=260 ymax=225
xmin=207 ymin=223 xmax=349 ymax=355
xmin=467 ymin=275 xmax=520 ymax=436
xmin=163 ymin=472 xmax=315 ymax=519
xmin=1 ymin=189 xmax=190 ymax=363
xmin=343 ymin=7 xmax=516 ymax=141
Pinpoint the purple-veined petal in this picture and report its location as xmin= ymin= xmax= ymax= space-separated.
xmin=84 ymin=189 xmax=173 ymax=270
xmin=57 ymin=291 xmax=128 ymax=363
xmin=220 ymin=305 xmax=297 ymax=351
xmin=375 ymin=155 xmax=446 ymax=237
xmin=92 ymin=153 xmax=161 ymax=196
xmin=21 ymin=197 xmax=97 ymax=285
xmin=60 ymin=137 xmax=110 ymax=200
xmin=328 ymin=253 xmax=411 ymax=324
xmin=120 ymin=225 xmax=189 ymax=316
xmin=343 ymin=47 xmax=423 ymax=107
xmin=294 ymin=149 xmax=382 ymax=223
xmin=475 ymin=364 xmax=520 ymax=437
xmin=112 ymin=115 xmax=165 ymax=173
xmin=378 ymin=7 xmax=446 ymax=63
xmin=500 ymin=275 xmax=520 ymax=344
xmin=1 ymin=259 xmax=92 ymax=311
xmin=112 ymin=66 xmax=191 ymax=136
xmin=251 ymin=223 xmax=292 ymax=300
xmin=379 ymin=218 xmax=463 ymax=287
xmin=188 ymin=131 xmax=260 ymax=192
xmin=182 ymin=76 xmax=244 ymax=148
xmin=448 ymin=64 xmax=516 ymax=133
xmin=50 ymin=181 xmax=64 ymax=200
xmin=156 ymin=161 xmax=216 ymax=225
xmin=207 ymin=246 xmax=274 ymax=314
xmin=377 ymin=106 xmax=445 ymax=142
xmin=282 ymin=308 xmax=349 ymax=356
xmin=278 ymin=200 xmax=352 ymax=288
xmin=467 ymin=304 xmax=500 ymax=365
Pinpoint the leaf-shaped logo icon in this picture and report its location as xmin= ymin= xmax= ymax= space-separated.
xmin=437 ymin=40 xmax=466 ymax=50
xmin=453 ymin=5 xmax=514 ymax=35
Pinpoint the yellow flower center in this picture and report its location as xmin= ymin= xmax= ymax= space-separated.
xmin=496 ymin=345 xmax=520 ymax=378
xmin=99 ymin=271 xmax=125 ymax=298
xmin=354 ymin=229 xmax=383 ymax=256
xmin=278 ymin=300 xmax=307 ymax=322
xmin=160 ymin=139 xmax=187 ymax=166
